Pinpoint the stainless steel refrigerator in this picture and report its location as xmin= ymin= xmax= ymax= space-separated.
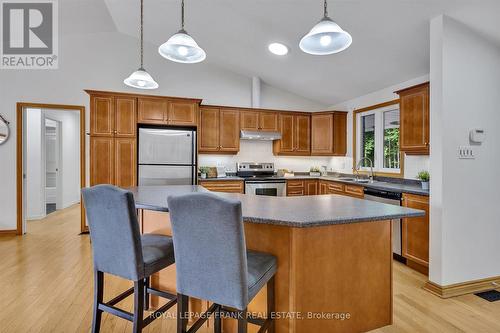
xmin=138 ymin=127 xmax=197 ymax=185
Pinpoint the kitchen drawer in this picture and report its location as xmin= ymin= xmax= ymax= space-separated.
xmin=345 ymin=184 xmax=364 ymax=198
xmin=287 ymin=180 xmax=305 ymax=188
xmin=287 ymin=189 xmax=305 ymax=196
xmin=327 ymin=182 xmax=344 ymax=193
xmin=199 ymin=180 xmax=244 ymax=193
xmin=287 ymin=179 xmax=305 ymax=196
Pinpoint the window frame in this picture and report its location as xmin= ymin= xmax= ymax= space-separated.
xmin=353 ymin=99 xmax=404 ymax=178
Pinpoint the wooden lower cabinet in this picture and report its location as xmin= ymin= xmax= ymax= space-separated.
xmin=319 ymin=180 xmax=329 ymax=194
xmin=327 ymin=181 xmax=344 ymax=195
xmin=114 ymin=138 xmax=137 ymax=187
xmin=402 ymin=193 xmax=429 ymax=274
xmin=199 ymin=180 xmax=244 ymax=193
xmin=344 ymin=184 xmax=364 ymax=198
xmin=90 ymin=137 xmax=114 ymax=185
xmin=305 ymin=180 xmax=318 ymax=195
xmin=286 ymin=180 xmax=305 ymax=196
xmin=90 ymin=136 xmax=137 ymax=187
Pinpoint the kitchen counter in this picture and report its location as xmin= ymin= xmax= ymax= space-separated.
xmin=198 ymin=175 xmax=429 ymax=196
xmin=129 ymin=185 xmax=423 ymax=227
xmin=131 ymin=185 xmax=424 ymax=333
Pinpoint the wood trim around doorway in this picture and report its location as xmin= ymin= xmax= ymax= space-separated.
xmin=16 ymin=103 xmax=86 ymax=235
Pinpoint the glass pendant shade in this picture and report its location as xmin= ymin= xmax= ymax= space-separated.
xmin=158 ymin=30 xmax=206 ymax=63
xmin=299 ymin=17 xmax=352 ymax=55
xmin=124 ymin=68 xmax=159 ymax=89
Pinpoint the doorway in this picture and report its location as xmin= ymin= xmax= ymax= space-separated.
xmin=44 ymin=117 xmax=61 ymax=215
xmin=16 ymin=103 xmax=86 ymax=235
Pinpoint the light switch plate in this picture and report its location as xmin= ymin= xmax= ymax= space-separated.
xmin=458 ymin=146 xmax=475 ymax=159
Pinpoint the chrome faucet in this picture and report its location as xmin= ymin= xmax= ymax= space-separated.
xmin=355 ymin=157 xmax=374 ymax=183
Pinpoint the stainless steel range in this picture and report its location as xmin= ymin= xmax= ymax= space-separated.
xmin=237 ymin=162 xmax=286 ymax=196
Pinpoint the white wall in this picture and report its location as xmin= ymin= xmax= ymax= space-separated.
xmin=26 ymin=109 xmax=44 ymax=219
xmin=0 ymin=31 xmax=325 ymax=230
xmin=44 ymin=109 xmax=81 ymax=209
xmin=430 ymin=15 xmax=500 ymax=285
xmin=330 ymin=75 xmax=431 ymax=178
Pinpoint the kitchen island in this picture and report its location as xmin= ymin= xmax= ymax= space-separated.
xmin=130 ymin=185 xmax=424 ymax=333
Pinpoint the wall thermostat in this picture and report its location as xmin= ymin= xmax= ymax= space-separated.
xmin=469 ymin=129 xmax=485 ymax=144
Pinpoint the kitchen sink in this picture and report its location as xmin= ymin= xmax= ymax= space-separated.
xmin=337 ymin=177 xmax=371 ymax=183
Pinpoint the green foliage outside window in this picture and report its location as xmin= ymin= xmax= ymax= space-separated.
xmin=384 ymin=128 xmax=400 ymax=169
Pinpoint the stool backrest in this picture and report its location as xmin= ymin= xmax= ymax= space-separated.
xmin=82 ymin=185 xmax=144 ymax=281
xmin=168 ymin=192 xmax=249 ymax=310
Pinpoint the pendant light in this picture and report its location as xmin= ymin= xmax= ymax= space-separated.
xmin=299 ymin=0 xmax=352 ymax=55
xmin=158 ymin=0 xmax=206 ymax=64
xmin=124 ymin=0 xmax=159 ymax=89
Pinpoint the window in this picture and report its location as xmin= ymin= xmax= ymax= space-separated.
xmin=355 ymin=104 xmax=401 ymax=174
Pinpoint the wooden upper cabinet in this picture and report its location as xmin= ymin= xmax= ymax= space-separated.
xmin=311 ymin=113 xmax=333 ymax=155
xmin=114 ymin=138 xmax=137 ymax=187
xmin=240 ymin=110 xmax=260 ymax=131
xmin=275 ymin=113 xmax=295 ymax=154
xmin=199 ymin=107 xmax=239 ymax=154
xmin=240 ymin=110 xmax=278 ymax=132
xmin=259 ymin=111 xmax=278 ymax=131
xmin=402 ymin=193 xmax=429 ymax=269
xmin=396 ymin=82 xmax=430 ymax=155
xmin=90 ymin=136 xmax=114 ymax=185
xmin=90 ymin=95 xmax=114 ymax=136
xmin=137 ymin=97 xmax=168 ymax=124
xmin=332 ymin=112 xmax=347 ymax=156
xmin=199 ymin=107 xmax=220 ymax=152
xmin=274 ymin=113 xmax=310 ymax=155
xmin=138 ymin=97 xmax=198 ymax=126
xmin=115 ymin=97 xmax=136 ymax=137
xmin=311 ymin=112 xmax=347 ymax=156
xmin=219 ymin=109 xmax=240 ymax=152
xmin=295 ymin=115 xmax=311 ymax=154
xmin=167 ymin=100 xmax=198 ymax=126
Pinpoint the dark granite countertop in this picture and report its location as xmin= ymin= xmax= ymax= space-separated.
xmin=197 ymin=175 xmax=429 ymax=196
xmin=128 ymin=185 xmax=424 ymax=228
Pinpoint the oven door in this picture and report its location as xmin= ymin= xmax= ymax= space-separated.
xmin=245 ymin=181 xmax=286 ymax=197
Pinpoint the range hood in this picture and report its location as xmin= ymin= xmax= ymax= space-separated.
xmin=240 ymin=130 xmax=282 ymax=141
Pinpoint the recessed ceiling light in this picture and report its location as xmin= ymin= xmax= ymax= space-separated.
xmin=268 ymin=43 xmax=289 ymax=56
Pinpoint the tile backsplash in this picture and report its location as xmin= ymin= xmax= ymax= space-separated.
xmin=198 ymin=140 xmax=348 ymax=173
xmin=198 ymin=140 xmax=429 ymax=179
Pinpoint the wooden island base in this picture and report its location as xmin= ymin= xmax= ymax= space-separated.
xmin=139 ymin=209 xmax=392 ymax=333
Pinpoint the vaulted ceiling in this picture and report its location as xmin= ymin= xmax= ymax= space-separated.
xmin=64 ymin=0 xmax=500 ymax=106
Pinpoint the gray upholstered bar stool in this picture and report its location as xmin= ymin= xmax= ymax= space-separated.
xmin=82 ymin=185 xmax=177 ymax=333
xmin=168 ymin=192 xmax=277 ymax=333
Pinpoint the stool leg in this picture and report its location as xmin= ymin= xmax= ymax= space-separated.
xmin=92 ymin=270 xmax=104 ymax=333
xmin=177 ymin=294 xmax=189 ymax=333
xmin=144 ymin=277 xmax=150 ymax=310
xmin=237 ymin=309 xmax=247 ymax=333
xmin=267 ymin=276 xmax=275 ymax=333
xmin=214 ymin=304 xmax=222 ymax=333
xmin=133 ymin=279 xmax=145 ymax=333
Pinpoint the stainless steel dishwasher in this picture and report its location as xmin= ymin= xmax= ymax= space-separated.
xmin=363 ymin=187 xmax=405 ymax=262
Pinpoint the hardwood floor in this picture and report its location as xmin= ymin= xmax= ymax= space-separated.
xmin=1 ymin=204 xmax=499 ymax=333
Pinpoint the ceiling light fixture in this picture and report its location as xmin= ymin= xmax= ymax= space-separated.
xmin=299 ymin=0 xmax=352 ymax=55
xmin=124 ymin=0 xmax=158 ymax=89
xmin=268 ymin=42 xmax=289 ymax=56
xmin=158 ymin=0 xmax=206 ymax=64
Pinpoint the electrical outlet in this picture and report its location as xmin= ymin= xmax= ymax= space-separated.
xmin=458 ymin=146 xmax=475 ymax=159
